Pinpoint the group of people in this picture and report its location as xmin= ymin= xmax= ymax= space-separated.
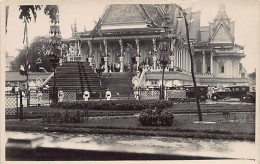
xmin=108 ymin=63 xmax=121 ymax=72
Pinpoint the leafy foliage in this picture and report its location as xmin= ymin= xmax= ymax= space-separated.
xmin=10 ymin=36 xmax=53 ymax=72
xmin=44 ymin=5 xmax=59 ymax=23
xmin=138 ymin=109 xmax=174 ymax=126
xmin=248 ymin=71 xmax=256 ymax=81
xmin=19 ymin=5 xmax=42 ymax=22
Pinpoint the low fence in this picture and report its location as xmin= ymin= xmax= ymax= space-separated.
xmin=5 ymin=91 xmax=19 ymax=118
xmin=137 ymin=88 xmax=187 ymax=100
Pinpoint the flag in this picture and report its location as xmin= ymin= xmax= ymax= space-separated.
xmin=20 ymin=65 xmax=25 ymax=75
xmin=5 ymin=6 xmax=9 ymax=34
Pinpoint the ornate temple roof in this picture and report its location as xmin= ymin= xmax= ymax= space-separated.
xmin=71 ymin=4 xmax=201 ymax=41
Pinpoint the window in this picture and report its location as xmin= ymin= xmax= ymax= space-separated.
xmin=219 ymin=62 xmax=224 ymax=73
xmin=241 ymin=87 xmax=246 ymax=91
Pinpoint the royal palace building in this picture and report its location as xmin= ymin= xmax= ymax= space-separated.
xmin=61 ymin=4 xmax=248 ymax=89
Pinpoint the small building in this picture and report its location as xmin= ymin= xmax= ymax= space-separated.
xmin=5 ymin=72 xmax=52 ymax=91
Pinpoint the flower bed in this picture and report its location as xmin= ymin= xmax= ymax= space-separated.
xmin=138 ymin=109 xmax=174 ymax=126
xmin=57 ymin=100 xmax=173 ymax=111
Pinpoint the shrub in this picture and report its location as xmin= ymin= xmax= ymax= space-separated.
xmin=57 ymin=100 xmax=173 ymax=111
xmin=138 ymin=108 xmax=174 ymax=126
xmin=42 ymin=110 xmax=89 ymax=123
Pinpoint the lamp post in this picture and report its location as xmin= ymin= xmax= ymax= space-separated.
xmin=96 ymin=63 xmax=105 ymax=101
xmin=158 ymin=6 xmax=171 ymax=100
xmin=176 ymin=5 xmax=203 ymax=121
xmin=48 ymin=12 xmax=61 ymax=106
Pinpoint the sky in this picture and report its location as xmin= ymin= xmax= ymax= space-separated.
xmin=2 ymin=0 xmax=260 ymax=73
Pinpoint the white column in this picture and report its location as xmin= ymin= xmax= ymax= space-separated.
xmin=174 ymin=49 xmax=177 ymax=67
xmin=119 ymin=56 xmax=124 ymax=72
xmin=119 ymin=39 xmax=124 ymax=72
xmin=183 ymin=48 xmax=187 ymax=70
xmin=88 ymin=57 xmax=93 ymax=66
xmin=202 ymin=51 xmax=206 ymax=74
xmin=152 ymin=38 xmax=156 ymax=52
xmin=186 ymin=50 xmax=188 ymax=71
xmin=210 ymin=52 xmax=213 ymax=75
xmin=170 ymin=56 xmax=174 ymax=68
xmin=136 ymin=56 xmax=140 ymax=70
xmin=152 ymin=55 xmax=157 ymax=69
xmin=177 ymin=49 xmax=179 ymax=67
xmin=104 ymin=56 xmax=108 ymax=72
xmin=135 ymin=39 xmax=140 ymax=56
xmin=180 ymin=48 xmax=183 ymax=69
xmin=103 ymin=40 xmax=108 ymax=72
xmin=87 ymin=40 xmax=92 ymax=58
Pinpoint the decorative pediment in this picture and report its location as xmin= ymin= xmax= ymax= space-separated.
xmin=102 ymin=4 xmax=147 ymax=24
xmin=211 ymin=22 xmax=233 ymax=43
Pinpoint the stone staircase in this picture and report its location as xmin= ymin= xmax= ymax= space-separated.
xmin=101 ymin=72 xmax=135 ymax=99
xmin=47 ymin=62 xmax=134 ymax=99
xmin=47 ymin=62 xmax=100 ymax=97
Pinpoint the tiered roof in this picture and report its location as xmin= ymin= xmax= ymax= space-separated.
xmin=73 ymin=4 xmax=201 ymax=40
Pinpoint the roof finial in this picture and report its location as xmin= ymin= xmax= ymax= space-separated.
xmin=216 ymin=4 xmax=229 ymax=20
xmin=74 ymin=19 xmax=77 ymax=33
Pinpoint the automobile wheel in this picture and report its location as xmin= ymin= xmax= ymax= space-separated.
xmin=245 ymin=95 xmax=255 ymax=103
xmin=212 ymin=95 xmax=218 ymax=101
xmin=240 ymin=95 xmax=246 ymax=102
xmin=199 ymin=95 xmax=207 ymax=102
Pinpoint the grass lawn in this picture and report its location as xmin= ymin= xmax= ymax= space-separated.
xmin=6 ymin=112 xmax=255 ymax=141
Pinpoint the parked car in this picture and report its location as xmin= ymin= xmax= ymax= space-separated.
xmin=211 ymin=85 xmax=253 ymax=102
xmin=183 ymin=85 xmax=208 ymax=102
xmin=244 ymin=91 xmax=256 ymax=103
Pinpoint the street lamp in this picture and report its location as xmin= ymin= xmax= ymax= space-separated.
xmin=48 ymin=12 xmax=61 ymax=106
xmin=96 ymin=63 xmax=105 ymax=101
xmin=176 ymin=5 xmax=203 ymax=121
xmin=158 ymin=5 xmax=171 ymax=100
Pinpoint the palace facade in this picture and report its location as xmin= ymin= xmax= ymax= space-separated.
xmin=62 ymin=4 xmax=248 ymax=88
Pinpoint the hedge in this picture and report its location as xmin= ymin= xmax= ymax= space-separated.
xmin=57 ymin=100 xmax=173 ymax=111
xmin=139 ymin=109 xmax=174 ymax=126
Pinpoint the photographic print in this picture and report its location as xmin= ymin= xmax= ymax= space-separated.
xmin=1 ymin=0 xmax=259 ymax=163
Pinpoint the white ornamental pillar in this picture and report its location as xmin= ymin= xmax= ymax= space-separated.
xmin=170 ymin=56 xmax=174 ymax=68
xmin=186 ymin=50 xmax=189 ymax=71
xmin=135 ymin=39 xmax=140 ymax=56
xmin=210 ymin=52 xmax=213 ymax=75
xmin=176 ymin=49 xmax=179 ymax=67
xmin=88 ymin=57 xmax=93 ymax=66
xmin=183 ymin=48 xmax=186 ymax=70
xmin=152 ymin=38 xmax=156 ymax=52
xmin=180 ymin=48 xmax=182 ymax=69
xmin=87 ymin=40 xmax=92 ymax=65
xmin=119 ymin=56 xmax=124 ymax=72
xmin=174 ymin=48 xmax=177 ymax=67
xmin=152 ymin=55 xmax=157 ymax=69
xmin=202 ymin=51 xmax=206 ymax=74
xmin=119 ymin=39 xmax=124 ymax=72
xmin=136 ymin=56 xmax=140 ymax=70
xmin=104 ymin=56 xmax=108 ymax=72
xmin=103 ymin=40 xmax=108 ymax=73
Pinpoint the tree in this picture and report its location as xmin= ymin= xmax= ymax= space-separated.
xmin=10 ymin=36 xmax=53 ymax=72
xmin=248 ymin=70 xmax=256 ymax=81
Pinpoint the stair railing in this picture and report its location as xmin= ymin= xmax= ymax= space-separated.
xmin=40 ymin=72 xmax=54 ymax=87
